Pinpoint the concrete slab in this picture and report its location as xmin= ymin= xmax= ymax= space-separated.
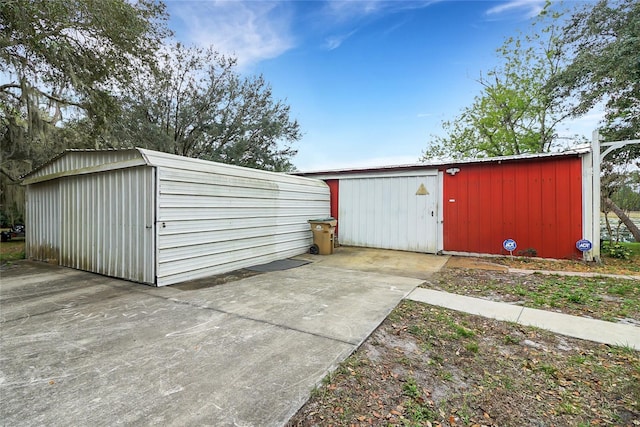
xmin=159 ymin=264 xmax=421 ymax=346
xmin=407 ymin=288 xmax=524 ymax=323
xmin=0 ymin=261 xmax=422 ymax=426
xmin=297 ymin=246 xmax=449 ymax=279
xmin=517 ymin=307 xmax=640 ymax=349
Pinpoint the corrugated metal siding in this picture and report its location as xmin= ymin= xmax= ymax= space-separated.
xmin=338 ymin=174 xmax=439 ymax=253
xmin=152 ymin=152 xmax=329 ymax=286
xmin=442 ymin=157 xmax=583 ymax=259
xmin=28 ymin=150 xmax=142 ymax=180
xmin=326 ymin=179 xmax=340 ymax=236
xmin=26 ymin=180 xmax=60 ymax=261
xmin=59 ymin=167 xmax=155 ymax=283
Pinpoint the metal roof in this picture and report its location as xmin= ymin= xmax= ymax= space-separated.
xmin=22 ymin=148 xmax=325 ymax=187
xmin=296 ymin=146 xmax=591 ymax=177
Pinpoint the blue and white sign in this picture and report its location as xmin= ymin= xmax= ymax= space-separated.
xmin=576 ymin=239 xmax=593 ymax=252
xmin=503 ymin=239 xmax=517 ymax=252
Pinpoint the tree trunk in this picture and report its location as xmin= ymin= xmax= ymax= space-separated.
xmin=604 ymin=197 xmax=640 ymax=242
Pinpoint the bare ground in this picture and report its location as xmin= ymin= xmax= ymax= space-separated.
xmin=288 ymin=267 xmax=640 ymax=427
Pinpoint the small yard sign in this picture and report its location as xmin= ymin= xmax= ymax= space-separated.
xmin=576 ymin=239 xmax=592 ymax=252
xmin=503 ymin=238 xmax=517 ymax=255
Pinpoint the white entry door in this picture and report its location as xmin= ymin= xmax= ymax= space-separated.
xmin=338 ymin=173 xmax=439 ymax=253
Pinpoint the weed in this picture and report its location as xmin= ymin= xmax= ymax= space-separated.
xmin=454 ymin=325 xmax=475 ymax=338
xmin=397 ymin=356 xmax=414 ymax=367
xmin=502 ymin=376 xmax=514 ymax=390
xmin=514 ymin=285 xmax=528 ymax=296
xmin=503 ymin=334 xmax=519 ymax=345
xmin=404 ymin=400 xmax=437 ymax=423
xmin=609 ymin=283 xmax=633 ymax=296
xmin=408 ymin=324 xmax=428 ymax=338
xmin=440 ymin=371 xmax=453 ymax=381
xmin=403 ymin=377 xmax=420 ymax=398
xmin=566 ymin=292 xmax=587 ymax=304
xmin=465 ymin=341 xmax=479 ymax=353
xmin=568 ymin=355 xmax=587 ymax=365
xmin=536 ymin=364 xmax=557 ymax=377
xmin=601 ymin=240 xmax=631 ymax=259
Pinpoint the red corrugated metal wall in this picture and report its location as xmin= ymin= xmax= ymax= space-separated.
xmin=442 ymin=156 xmax=583 ymax=259
xmin=326 ymin=179 xmax=339 ymax=236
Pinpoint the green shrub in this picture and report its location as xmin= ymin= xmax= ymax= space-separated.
xmin=601 ymin=241 xmax=631 ymax=259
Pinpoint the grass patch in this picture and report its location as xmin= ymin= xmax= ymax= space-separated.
xmin=0 ymin=240 xmax=25 ymax=262
xmin=616 ymin=241 xmax=640 ymax=257
xmin=428 ymin=268 xmax=640 ymax=323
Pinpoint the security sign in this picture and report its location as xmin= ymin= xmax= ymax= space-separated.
xmin=503 ymin=239 xmax=517 ymax=252
xmin=576 ymin=239 xmax=593 ymax=252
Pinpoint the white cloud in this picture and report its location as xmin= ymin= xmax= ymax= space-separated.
xmin=167 ymin=1 xmax=295 ymax=68
xmin=324 ymin=30 xmax=358 ymax=50
xmin=324 ymin=0 xmax=440 ymax=21
xmin=485 ymin=0 xmax=546 ymax=19
xmin=319 ymin=0 xmax=438 ymax=51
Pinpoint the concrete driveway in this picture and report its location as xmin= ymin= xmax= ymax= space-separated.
xmin=0 ymin=249 xmax=444 ymax=426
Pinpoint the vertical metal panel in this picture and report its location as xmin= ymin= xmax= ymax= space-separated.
xmin=25 ymin=180 xmax=60 ymax=261
xmin=338 ymin=174 xmax=439 ymax=253
xmin=325 ymin=179 xmax=339 ymax=236
xmin=58 ymin=167 xmax=155 ymax=284
xmin=443 ymin=157 xmax=583 ymax=259
xmin=150 ymin=152 xmax=330 ymax=286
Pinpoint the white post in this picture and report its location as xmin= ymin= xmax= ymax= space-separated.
xmin=591 ymin=130 xmax=601 ymax=262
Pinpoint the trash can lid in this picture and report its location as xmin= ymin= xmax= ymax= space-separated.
xmin=308 ymin=217 xmax=335 ymax=222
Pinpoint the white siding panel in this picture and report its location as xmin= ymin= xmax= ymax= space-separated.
xmin=59 ymin=167 xmax=155 ymax=284
xmin=339 ymin=174 xmax=439 ymax=253
xmin=29 ymin=150 xmax=142 ymax=180
xmin=156 ymin=165 xmax=329 ymax=286
xmin=26 ymin=180 xmax=60 ymax=261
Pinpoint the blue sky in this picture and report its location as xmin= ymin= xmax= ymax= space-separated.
xmin=164 ymin=0 xmax=599 ymax=171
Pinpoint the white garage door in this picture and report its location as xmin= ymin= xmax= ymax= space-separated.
xmin=338 ymin=173 xmax=439 ymax=253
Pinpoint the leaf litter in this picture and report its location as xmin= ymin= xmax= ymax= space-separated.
xmin=288 ymin=268 xmax=639 ymax=427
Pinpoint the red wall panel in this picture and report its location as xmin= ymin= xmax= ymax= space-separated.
xmin=442 ymin=156 xmax=583 ymax=259
xmin=325 ymin=179 xmax=339 ymax=235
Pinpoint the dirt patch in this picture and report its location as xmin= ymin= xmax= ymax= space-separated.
xmin=444 ymin=257 xmax=507 ymax=272
xmin=288 ymin=300 xmax=640 ymax=426
xmin=489 ymin=253 xmax=640 ymax=276
xmin=171 ymin=269 xmax=261 ymax=290
xmin=288 ymin=268 xmax=640 ymax=427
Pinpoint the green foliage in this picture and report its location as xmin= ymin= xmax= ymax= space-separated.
xmin=108 ymin=43 xmax=300 ymax=172
xmin=609 ymin=171 xmax=640 ymax=212
xmin=0 ymin=0 xmax=169 ymax=166
xmin=1 ymin=0 xmax=169 ymax=221
xmin=601 ymin=240 xmax=632 ymax=259
xmin=423 ymin=4 xmax=580 ymax=160
xmin=550 ymin=0 xmax=640 ymax=142
xmin=402 ymin=377 xmax=421 ymax=399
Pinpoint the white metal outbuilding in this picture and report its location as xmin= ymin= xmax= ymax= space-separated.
xmin=23 ymin=149 xmax=330 ymax=286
